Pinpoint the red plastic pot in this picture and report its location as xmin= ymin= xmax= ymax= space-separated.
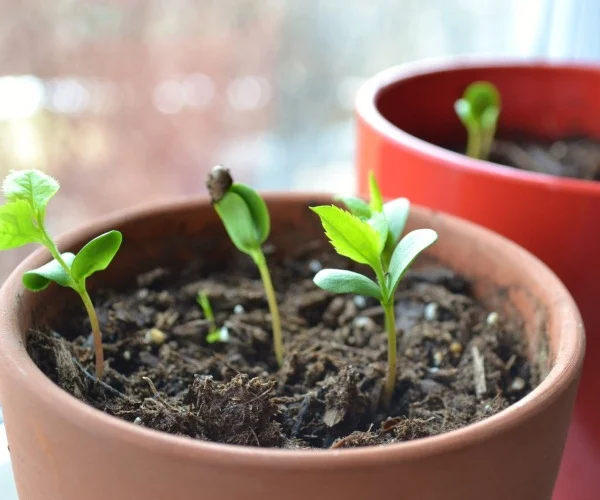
xmin=356 ymin=58 xmax=600 ymax=500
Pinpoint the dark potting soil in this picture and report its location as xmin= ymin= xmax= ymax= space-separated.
xmin=488 ymin=136 xmax=600 ymax=180
xmin=27 ymin=248 xmax=537 ymax=449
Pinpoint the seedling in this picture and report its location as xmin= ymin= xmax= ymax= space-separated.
xmin=196 ymin=291 xmax=225 ymax=344
xmin=311 ymin=179 xmax=438 ymax=407
xmin=0 ymin=169 xmax=122 ymax=378
xmin=335 ymin=172 xmax=410 ymax=267
xmin=206 ymin=166 xmax=283 ymax=366
xmin=454 ymin=81 xmax=501 ymax=161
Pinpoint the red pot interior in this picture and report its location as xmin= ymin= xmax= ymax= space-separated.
xmin=356 ymin=60 xmax=600 ymax=500
xmin=379 ymin=64 xmax=600 ymax=147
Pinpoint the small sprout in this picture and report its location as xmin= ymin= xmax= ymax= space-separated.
xmin=133 ymin=417 xmax=143 ymax=425
xmin=206 ymin=166 xmax=283 ymax=365
xmin=0 ymin=169 xmax=122 ymax=378
xmin=432 ymin=351 xmax=444 ymax=367
xmin=196 ymin=291 xmax=225 ymax=344
xmin=455 ymin=81 xmax=501 ymax=161
xmin=311 ymin=173 xmax=438 ymax=408
xmin=206 ymin=327 xmax=229 ymax=344
xmin=233 ymin=304 xmax=245 ymax=314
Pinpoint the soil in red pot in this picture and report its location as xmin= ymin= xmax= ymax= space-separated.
xmin=27 ymin=242 xmax=536 ymax=449
xmin=488 ymin=137 xmax=600 ymax=180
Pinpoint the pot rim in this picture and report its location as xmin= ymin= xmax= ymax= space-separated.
xmin=355 ymin=55 xmax=600 ymax=196
xmin=0 ymin=195 xmax=585 ymax=469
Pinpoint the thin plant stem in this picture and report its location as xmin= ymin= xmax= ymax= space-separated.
xmin=80 ymin=289 xmax=105 ymax=378
xmin=198 ymin=292 xmax=219 ymax=339
xmin=480 ymin=125 xmax=496 ymax=162
xmin=38 ymin=223 xmax=73 ymax=280
xmin=466 ymin=126 xmax=482 ymax=159
xmin=39 ymin=221 xmax=105 ymax=377
xmin=382 ymin=301 xmax=398 ymax=408
xmin=253 ymin=250 xmax=283 ymax=367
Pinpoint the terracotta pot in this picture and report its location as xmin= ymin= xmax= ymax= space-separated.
xmin=356 ymin=59 xmax=600 ymax=500
xmin=0 ymin=196 xmax=584 ymax=500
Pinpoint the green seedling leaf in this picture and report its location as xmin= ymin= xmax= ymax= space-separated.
xmin=314 ymin=269 xmax=382 ymax=301
xmin=229 ymin=183 xmax=270 ymax=244
xmin=454 ymin=98 xmax=475 ymax=128
xmin=368 ymin=171 xmax=384 ymax=213
xmin=214 ymin=191 xmax=260 ymax=255
xmin=310 ymin=205 xmax=384 ymax=269
xmin=334 ymin=195 xmax=372 ymax=219
xmin=367 ymin=211 xmax=388 ymax=254
xmin=2 ymin=169 xmax=59 ymax=213
xmin=383 ymin=198 xmax=410 ymax=243
xmin=71 ymin=230 xmax=123 ymax=283
xmin=463 ymin=81 xmax=500 ymax=121
xmin=387 ymin=229 xmax=438 ymax=301
xmin=23 ymin=252 xmax=76 ymax=291
xmin=481 ymin=107 xmax=500 ymax=130
xmin=0 ymin=200 xmax=41 ymax=250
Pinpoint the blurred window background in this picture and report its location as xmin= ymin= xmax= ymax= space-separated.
xmin=0 ymin=0 xmax=597 ymax=282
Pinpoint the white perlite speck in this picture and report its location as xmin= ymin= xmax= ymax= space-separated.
xmin=308 ymin=259 xmax=323 ymax=273
xmin=353 ymin=295 xmax=367 ymax=309
xmin=486 ymin=312 xmax=499 ymax=326
xmin=424 ymin=302 xmax=439 ymax=321
xmin=219 ymin=326 xmax=230 ymax=342
xmin=511 ymin=377 xmax=526 ymax=391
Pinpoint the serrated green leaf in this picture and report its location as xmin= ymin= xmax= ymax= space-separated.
xmin=22 ymin=252 xmax=75 ymax=291
xmin=2 ymin=170 xmax=59 ymax=212
xmin=367 ymin=212 xmax=388 ymax=255
xmin=386 ymin=229 xmax=438 ymax=302
xmin=368 ymin=172 xmax=384 ymax=213
xmin=334 ymin=195 xmax=372 ymax=219
xmin=314 ymin=269 xmax=382 ymax=301
xmin=71 ymin=230 xmax=122 ymax=282
xmin=384 ymin=197 xmax=410 ymax=242
xmin=215 ymin=191 xmax=260 ymax=255
xmin=311 ymin=205 xmax=384 ymax=269
xmin=229 ymin=183 xmax=270 ymax=244
xmin=0 ymin=200 xmax=41 ymax=250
